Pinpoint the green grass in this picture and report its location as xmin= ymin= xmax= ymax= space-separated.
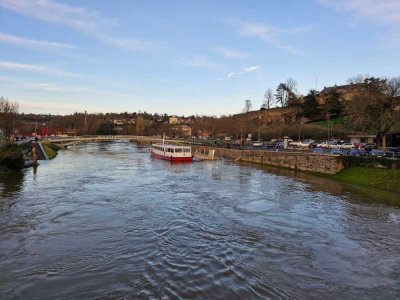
xmin=308 ymin=116 xmax=346 ymax=128
xmin=332 ymin=167 xmax=400 ymax=193
xmin=391 ymin=120 xmax=400 ymax=132
xmin=41 ymin=142 xmax=58 ymax=159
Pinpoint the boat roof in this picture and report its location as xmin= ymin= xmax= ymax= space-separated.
xmin=152 ymin=143 xmax=191 ymax=148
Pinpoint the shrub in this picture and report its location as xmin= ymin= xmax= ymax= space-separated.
xmin=0 ymin=143 xmax=24 ymax=170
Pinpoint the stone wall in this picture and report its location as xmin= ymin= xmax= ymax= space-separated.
xmin=192 ymin=146 xmax=345 ymax=175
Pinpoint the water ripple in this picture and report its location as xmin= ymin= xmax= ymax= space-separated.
xmin=0 ymin=142 xmax=399 ymax=299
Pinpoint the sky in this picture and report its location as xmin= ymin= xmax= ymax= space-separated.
xmin=0 ymin=0 xmax=400 ymax=116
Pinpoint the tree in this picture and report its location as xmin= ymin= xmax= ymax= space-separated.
xmin=275 ymin=83 xmax=289 ymax=107
xmin=384 ymin=76 xmax=400 ymax=98
xmin=0 ymin=97 xmax=19 ymax=139
xmin=261 ymin=88 xmax=275 ymax=109
xmin=345 ymin=77 xmax=400 ymax=149
xmin=347 ymin=74 xmax=370 ymax=84
xmin=244 ymin=99 xmax=252 ymax=113
xmin=302 ymin=90 xmax=319 ymax=118
xmin=285 ymin=78 xmax=299 ymax=106
xmin=325 ymin=89 xmax=342 ymax=117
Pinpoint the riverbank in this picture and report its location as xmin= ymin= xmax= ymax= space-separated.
xmin=0 ymin=143 xmax=24 ymax=171
xmin=41 ymin=141 xmax=61 ymax=159
xmin=332 ymin=167 xmax=400 ymax=193
xmin=192 ymin=145 xmax=400 ymax=193
xmin=0 ymin=141 xmax=61 ymax=172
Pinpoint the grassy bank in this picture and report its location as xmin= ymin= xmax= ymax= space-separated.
xmin=41 ymin=142 xmax=61 ymax=159
xmin=332 ymin=167 xmax=400 ymax=193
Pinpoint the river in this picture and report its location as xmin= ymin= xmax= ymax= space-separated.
xmin=0 ymin=142 xmax=399 ymax=299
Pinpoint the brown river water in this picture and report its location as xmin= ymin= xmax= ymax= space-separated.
xmin=0 ymin=142 xmax=399 ymax=299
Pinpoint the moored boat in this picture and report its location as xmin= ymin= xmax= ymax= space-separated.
xmin=150 ymin=143 xmax=193 ymax=162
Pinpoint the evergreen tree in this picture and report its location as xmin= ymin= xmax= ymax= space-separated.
xmin=302 ymin=90 xmax=319 ymax=118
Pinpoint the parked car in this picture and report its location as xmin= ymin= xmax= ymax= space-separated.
xmin=370 ymin=149 xmax=385 ymax=157
xmin=316 ymin=141 xmax=332 ymax=149
xmin=362 ymin=143 xmax=377 ymax=151
xmin=340 ymin=141 xmax=356 ymax=149
xmin=341 ymin=149 xmax=350 ymax=155
xmin=264 ymin=141 xmax=275 ymax=148
xmin=300 ymin=139 xmax=316 ymax=148
xmin=252 ymin=141 xmax=263 ymax=147
xmin=328 ymin=142 xmax=343 ymax=149
xmin=313 ymin=147 xmax=324 ymax=154
xmin=384 ymin=148 xmax=400 ymax=158
xmin=290 ymin=140 xmax=302 ymax=147
xmin=330 ymin=148 xmax=343 ymax=155
xmin=349 ymin=148 xmax=366 ymax=156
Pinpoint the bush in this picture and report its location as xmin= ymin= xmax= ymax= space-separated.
xmin=0 ymin=143 xmax=24 ymax=170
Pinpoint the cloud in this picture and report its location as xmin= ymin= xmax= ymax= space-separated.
xmin=27 ymin=83 xmax=85 ymax=93
xmin=318 ymin=0 xmax=400 ymax=25
xmin=226 ymin=19 xmax=310 ymax=53
xmin=226 ymin=72 xmax=239 ymax=78
xmin=0 ymin=61 xmax=85 ymax=78
xmin=0 ymin=76 xmax=13 ymax=81
xmin=215 ymin=47 xmax=249 ymax=59
xmin=0 ymin=0 xmax=157 ymax=51
xmin=221 ymin=66 xmax=261 ymax=80
xmin=19 ymin=100 xmax=87 ymax=113
xmin=182 ymin=56 xmax=220 ymax=69
xmin=0 ymin=33 xmax=76 ymax=52
xmin=243 ymin=66 xmax=260 ymax=73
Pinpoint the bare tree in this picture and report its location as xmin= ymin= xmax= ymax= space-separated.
xmin=275 ymin=83 xmax=288 ymax=107
xmin=285 ymin=78 xmax=299 ymax=105
xmin=0 ymin=97 xmax=19 ymax=139
xmin=285 ymin=78 xmax=298 ymax=95
xmin=384 ymin=76 xmax=400 ymax=98
xmin=261 ymin=88 xmax=275 ymax=109
xmin=345 ymin=77 xmax=400 ymax=149
xmin=347 ymin=74 xmax=370 ymax=84
xmin=244 ymin=99 xmax=252 ymax=113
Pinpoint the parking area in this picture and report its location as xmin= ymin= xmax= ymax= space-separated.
xmin=187 ymin=138 xmax=400 ymax=159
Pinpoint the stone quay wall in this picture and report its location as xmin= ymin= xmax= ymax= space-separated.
xmin=192 ymin=146 xmax=345 ymax=175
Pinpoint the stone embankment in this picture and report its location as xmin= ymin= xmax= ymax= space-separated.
xmin=192 ymin=146 xmax=344 ymax=174
xmin=192 ymin=146 xmax=400 ymax=175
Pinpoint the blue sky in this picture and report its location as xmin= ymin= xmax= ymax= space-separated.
xmin=0 ymin=0 xmax=399 ymax=116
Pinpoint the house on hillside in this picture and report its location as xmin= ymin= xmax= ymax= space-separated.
xmin=317 ymin=83 xmax=365 ymax=106
xmin=171 ymin=125 xmax=191 ymax=138
xmin=169 ymin=116 xmax=179 ymax=124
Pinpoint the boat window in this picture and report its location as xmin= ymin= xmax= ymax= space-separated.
xmin=175 ymin=148 xmax=182 ymax=153
xmin=184 ymin=148 xmax=191 ymax=153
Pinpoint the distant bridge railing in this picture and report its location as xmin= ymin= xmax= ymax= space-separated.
xmin=47 ymin=135 xmax=190 ymax=144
